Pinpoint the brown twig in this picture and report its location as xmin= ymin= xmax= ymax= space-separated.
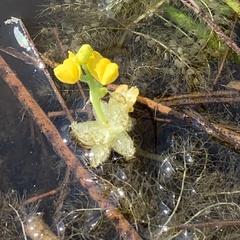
xmin=50 ymin=84 xmax=240 ymax=121
xmin=19 ymin=19 xmax=74 ymax=123
xmin=52 ymin=27 xmax=68 ymax=59
xmin=185 ymin=108 xmax=240 ymax=151
xmin=108 ymin=84 xmax=187 ymax=119
xmin=53 ymin=166 xmax=71 ymax=227
xmin=137 ymin=95 xmax=187 ymax=119
xmin=213 ymin=39 xmax=230 ymax=85
xmin=0 ymin=55 xmax=142 ymax=240
xmin=1 ymin=19 xmax=74 ymax=123
xmin=155 ymin=90 xmax=240 ymax=106
xmin=76 ymin=81 xmax=87 ymax=105
xmin=24 ymin=178 xmax=80 ymax=205
xmin=23 ymin=187 xmax=61 ymax=205
xmin=39 ymin=53 xmax=58 ymax=68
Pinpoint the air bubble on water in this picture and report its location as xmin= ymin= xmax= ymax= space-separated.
xmin=160 ymin=158 xmax=175 ymax=178
xmin=56 ymin=220 xmax=65 ymax=235
xmin=116 ymin=167 xmax=127 ymax=181
xmin=159 ymin=201 xmax=171 ymax=216
xmin=185 ymin=152 xmax=194 ymax=164
xmin=117 ymin=187 xmax=125 ymax=197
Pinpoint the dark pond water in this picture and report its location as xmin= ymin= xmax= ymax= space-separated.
xmin=0 ymin=0 xmax=42 ymax=30
xmin=0 ymin=0 xmax=60 ymax=194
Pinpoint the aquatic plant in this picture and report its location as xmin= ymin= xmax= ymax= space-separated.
xmin=54 ymin=44 xmax=139 ymax=167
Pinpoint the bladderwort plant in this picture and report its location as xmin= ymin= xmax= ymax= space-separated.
xmin=54 ymin=44 xmax=139 ymax=167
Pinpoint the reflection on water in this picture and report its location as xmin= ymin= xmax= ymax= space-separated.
xmin=0 ymin=18 xmax=63 ymax=196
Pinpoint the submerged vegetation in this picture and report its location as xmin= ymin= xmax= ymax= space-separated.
xmin=1 ymin=0 xmax=240 ymax=239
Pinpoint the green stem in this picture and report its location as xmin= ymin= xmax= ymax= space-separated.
xmin=81 ymin=65 xmax=107 ymax=124
xmin=89 ymin=80 xmax=107 ymax=124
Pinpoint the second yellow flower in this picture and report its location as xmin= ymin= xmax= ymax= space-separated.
xmin=87 ymin=51 xmax=119 ymax=85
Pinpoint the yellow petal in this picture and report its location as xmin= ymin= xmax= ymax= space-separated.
xmin=76 ymin=44 xmax=94 ymax=64
xmin=54 ymin=58 xmax=82 ymax=84
xmin=100 ymin=62 xmax=119 ymax=85
xmin=87 ymin=51 xmax=103 ymax=80
xmin=95 ymin=58 xmax=111 ymax=80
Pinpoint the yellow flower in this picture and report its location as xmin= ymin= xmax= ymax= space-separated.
xmin=76 ymin=44 xmax=93 ymax=64
xmin=54 ymin=51 xmax=82 ymax=84
xmin=87 ymin=51 xmax=119 ymax=85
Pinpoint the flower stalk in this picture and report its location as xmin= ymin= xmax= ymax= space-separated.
xmin=81 ymin=64 xmax=107 ymax=124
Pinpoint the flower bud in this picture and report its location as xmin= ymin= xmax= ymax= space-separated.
xmin=76 ymin=44 xmax=94 ymax=64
